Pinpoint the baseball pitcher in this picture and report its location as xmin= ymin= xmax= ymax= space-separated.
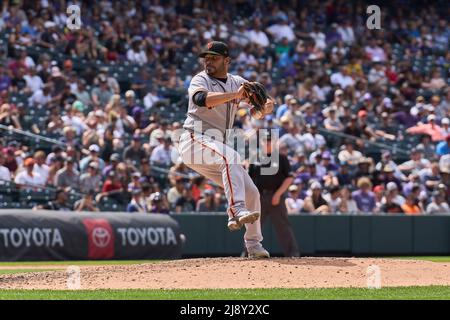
xmin=178 ymin=41 xmax=273 ymax=258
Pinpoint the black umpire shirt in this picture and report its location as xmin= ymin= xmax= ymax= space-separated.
xmin=249 ymin=153 xmax=293 ymax=193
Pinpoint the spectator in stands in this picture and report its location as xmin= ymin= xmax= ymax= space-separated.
xmin=331 ymin=66 xmax=354 ymax=89
xmin=436 ymin=134 xmax=450 ymax=156
xmin=380 ymin=187 xmax=405 ymax=215
xmin=196 ymin=189 xmax=218 ymax=212
xmin=91 ymin=75 xmax=113 ymax=109
xmin=79 ymin=144 xmax=105 ymax=173
xmin=54 ymin=157 xmax=80 ymax=191
xmin=79 ymin=162 xmax=101 ymax=194
xmin=303 ymin=181 xmax=329 ymax=214
xmin=34 ymin=188 xmax=72 ymax=211
xmin=96 ymin=170 xmax=124 ymax=204
xmin=167 ymin=177 xmax=185 ymax=210
xmin=301 ymin=123 xmax=326 ymax=152
xmin=339 ymin=186 xmax=358 ymax=214
xmin=127 ymin=188 xmax=147 ymax=213
xmin=14 ymin=157 xmax=45 ymax=188
xmin=123 ymin=134 xmax=147 ymax=166
xmin=127 ymin=172 xmax=142 ymax=193
xmin=285 ymin=184 xmax=304 ymax=215
xmin=33 ymin=151 xmax=49 ymax=184
xmin=407 ymin=114 xmax=445 ymax=142
xmin=150 ymin=136 xmax=174 ymax=167
xmin=126 ymin=36 xmax=147 ymax=65
xmin=0 ymin=103 xmax=21 ymax=129
xmin=401 ymin=193 xmax=422 ymax=215
xmin=0 ymin=152 xmax=11 ymax=183
xmin=352 ymin=177 xmax=376 ymax=214
xmin=426 ymin=191 xmax=450 ymax=215
xmin=323 ymin=186 xmax=342 ymax=214
xmin=338 ymin=141 xmax=363 ymax=166
xmin=246 ymin=19 xmax=270 ymax=48
xmin=175 ymin=186 xmax=196 ymax=213
xmin=74 ymin=191 xmax=99 ymax=212
xmin=148 ymin=192 xmax=170 ymax=214
xmin=399 ymin=148 xmax=431 ymax=175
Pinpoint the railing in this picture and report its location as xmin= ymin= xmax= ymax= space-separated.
xmin=0 ymin=124 xmax=65 ymax=146
xmin=317 ymin=126 xmax=410 ymax=156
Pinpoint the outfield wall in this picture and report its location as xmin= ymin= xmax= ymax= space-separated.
xmin=172 ymin=214 xmax=450 ymax=256
xmin=0 ymin=210 xmax=183 ymax=261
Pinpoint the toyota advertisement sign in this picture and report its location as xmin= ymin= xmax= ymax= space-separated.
xmin=0 ymin=210 xmax=183 ymax=261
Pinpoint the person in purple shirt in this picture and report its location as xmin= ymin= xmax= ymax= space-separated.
xmin=393 ymin=110 xmax=419 ymax=128
xmin=352 ymin=177 xmax=376 ymax=213
xmin=0 ymin=65 xmax=11 ymax=92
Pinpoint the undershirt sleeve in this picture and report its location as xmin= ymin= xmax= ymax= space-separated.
xmin=193 ymin=90 xmax=208 ymax=107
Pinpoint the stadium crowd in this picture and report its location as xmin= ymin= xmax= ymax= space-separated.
xmin=0 ymin=0 xmax=449 ymax=215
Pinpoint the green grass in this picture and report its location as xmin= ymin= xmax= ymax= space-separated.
xmin=0 ymin=260 xmax=162 ymax=267
xmin=393 ymin=256 xmax=450 ymax=263
xmin=0 ymin=269 xmax=58 ymax=275
xmin=0 ymin=287 xmax=449 ymax=300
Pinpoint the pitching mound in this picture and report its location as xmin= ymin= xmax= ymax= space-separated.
xmin=1 ymin=257 xmax=449 ymax=290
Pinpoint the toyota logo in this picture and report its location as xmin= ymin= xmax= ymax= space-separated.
xmin=92 ymin=227 xmax=111 ymax=248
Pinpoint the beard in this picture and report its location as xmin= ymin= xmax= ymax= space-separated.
xmin=205 ymin=65 xmax=217 ymax=75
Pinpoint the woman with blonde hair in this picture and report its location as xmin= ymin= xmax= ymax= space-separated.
xmin=352 ymin=177 xmax=376 ymax=214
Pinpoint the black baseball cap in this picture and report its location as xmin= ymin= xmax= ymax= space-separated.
xmin=199 ymin=41 xmax=229 ymax=58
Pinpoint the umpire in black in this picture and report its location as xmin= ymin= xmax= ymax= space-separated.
xmin=248 ymin=132 xmax=300 ymax=257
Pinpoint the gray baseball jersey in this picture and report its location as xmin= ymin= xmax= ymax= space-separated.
xmin=183 ymin=71 xmax=246 ymax=140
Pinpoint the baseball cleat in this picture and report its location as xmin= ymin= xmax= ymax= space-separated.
xmin=247 ymin=244 xmax=270 ymax=259
xmin=227 ymin=211 xmax=260 ymax=231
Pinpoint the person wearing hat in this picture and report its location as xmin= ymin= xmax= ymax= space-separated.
xmin=97 ymin=170 xmax=124 ymax=204
xmin=127 ymin=172 xmax=142 ymax=192
xmin=80 ymin=144 xmax=105 ymax=173
xmin=285 ymin=184 xmax=304 ymax=215
xmin=353 ymin=157 xmax=373 ymax=182
xmin=150 ymin=134 xmax=174 ymax=167
xmin=398 ymin=147 xmax=431 ymax=175
xmin=127 ymin=188 xmax=147 ymax=213
xmin=426 ymin=191 xmax=450 ymax=215
xmin=303 ymin=181 xmax=330 ymax=214
xmin=34 ymin=188 xmax=72 ymax=211
xmin=338 ymin=140 xmax=363 ymax=166
xmin=40 ymin=21 xmax=60 ymax=49
xmin=127 ymin=35 xmax=147 ymax=64
xmin=102 ymin=153 xmax=121 ymax=177
xmin=79 ymin=161 xmax=102 ymax=194
xmin=406 ymin=113 xmax=446 ymax=141
xmin=383 ymin=182 xmax=406 ymax=206
xmin=196 ymin=188 xmax=218 ymax=212
xmin=123 ymin=134 xmax=147 ymax=166
xmin=14 ymin=157 xmax=45 ymax=188
xmin=54 ymin=157 xmax=80 ymax=191
xmin=91 ymin=74 xmax=113 ymax=108
xmin=248 ymin=135 xmax=300 ymax=257
xmin=178 ymin=40 xmax=274 ymax=259
xmin=324 ymin=105 xmax=344 ymax=132
xmin=301 ymin=122 xmax=326 ymax=152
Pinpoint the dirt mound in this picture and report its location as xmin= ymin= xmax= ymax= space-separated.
xmin=0 ymin=257 xmax=449 ymax=290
